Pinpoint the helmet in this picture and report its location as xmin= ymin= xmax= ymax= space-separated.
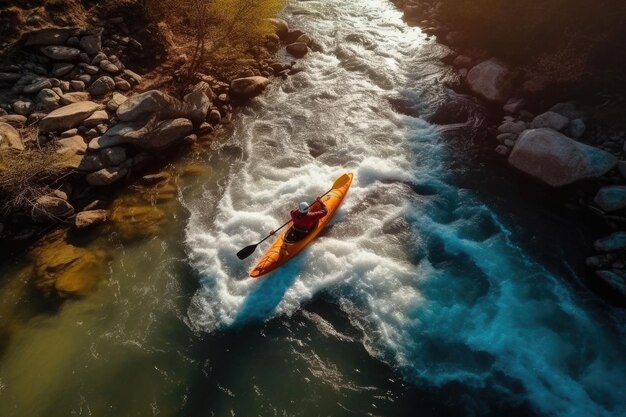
xmin=298 ymin=202 xmax=309 ymax=213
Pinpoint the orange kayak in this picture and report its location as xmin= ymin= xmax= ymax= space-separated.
xmin=250 ymin=173 xmax=353 ymax=278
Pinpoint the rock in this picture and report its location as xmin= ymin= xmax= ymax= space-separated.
xmin=0 ymin=73 xmax=21 ymax=83
xmin=60 ymin=92 xmax=91 ymax=105
xmin=267 ymin=18 xmax=289 ymax=39
xmin=285 ymin=30 xmax=305 ymax=44
xmin=74 ymin=210 xmax=108 ymax=229
xmin=498 ymin=121 xmax=526 ymax=135
xmin=452 ymin=55 xmax=472 ymax=68
xmin=40 ymin=46 xmax=81 ymax=61
xmin=116 ymin=90 xmax=187 ymax=122
xmin=495 ymin=145 xmax=509 ymax=156
xmin=83 ymin=64 xmax=99 ymax=75
xmin=286 ymin=42 xmax=308 ymax=58
xmin=89 ymin=119 xmax=148 ymax=150
xmin=13 ymin=100 xmax=33 ymax=115
xmin=115 ymin=80 xmax=131 ymax=91
xmin=56 ymin=135 xmax=86 ymax=156
xmin=84 ymin=110 xmax=109 ymax=127
xmin=0 ymin=115 xmax=27 ymax=127
xmin=466 ymin=59 xmax=511 ymax=102
xmin=87 ymin=76 xmax=115 ymax=96
xmin=143 ymin=118 xmax=194 ymax=149
xmin=24 ymin=28 xmax=76 ymax=46
xmin=35 ymin=88 xmax=61 ymax=111
xmin=86 ymin=166 xmax=128 ymax=186
xmin=508 ymin=128 xmax=617 ymax=186
xmin=594 ymin=232 xmax=626 ymax=252
xmin=23 ymin=78 xmax=52 ymax=94
xmin=79 ymin=34 xmax=101 ymax=56
xmin=594 ymin=186 xmax=626 ymax=212
xmin=595 ymin=270 xmax=626 ymax=299
xmin=497 ymin=133 xmax=518 ymax=143
xmin=122 ymin=69 xmax=143 ymax=85
xmin=183 ymin=89 xmax=211 ymax=126
xmin=198 ymin=122 xmax=214 ymax=136
xmin=230 ymin=76 xmax=270 ymax=99
xmin=52 ymin=63 xmax=74 ymax=77
xmin=101 ymin=147 xmax=126 ymax=165
xmin=530 ymin=111 xmax=569 ymax=131
xmin=503 ymin=98 xmax=525 ymax=113
xmin=77 ymin=154 xmax=106 ymax=171
xmin=107 ymin=93 xmax=127 ymax=111
xmin=140 ymin=172 xmax=170 ymax=185
xmin=296 ymin=34 xmax=312 ymax=45
xmin=0 ymin=122 xmax=24 ymax=150
xmin=39 ymin=101 xmax=100 ymax=132
xmin=569 ymin=119 xmax=586 ymax=139
xmin=31 ymin=195 xmax=74 ymax=223
xmin=92 ymin=52 xmax=107 ymax=66
xmin=61 ymin=128 xmax=78 ymax=138
xmin=31 ymin=231 xmax=105 ymax=297
xmin=208 ymin=109 xmax=221 ymax=125
xmin=99 ymin=60 xmax=119 ymax=73
xmin=77 ymin=74 xmax=92 ymax=85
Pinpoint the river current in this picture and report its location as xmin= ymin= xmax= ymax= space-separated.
xmin=1 ymin=0 xmax=625 ymax=416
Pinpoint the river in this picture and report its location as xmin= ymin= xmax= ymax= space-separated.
xmin=1 ymin=0 xmax=626 ymax=416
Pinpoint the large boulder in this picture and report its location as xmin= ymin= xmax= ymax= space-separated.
xmin=0 ymin=122 xmax=24 ymax=150
xmin=286 ymin=42 xmax=308 ymax=58
xmin=593 ymin=186 xmax=626 ymax=212
xmin=142 ymin=118 xmax=194 ymax=149
xmin=39 ymin=101 xmax=100 ymax=132
xmin=230 ymin=76 xmax=270 ymax=98
xmin=116 ymin=90 xmax=187 ymax=122
xmin=508 ymin=128 xmax=617 ymax=186
xmin=530 ymin=111 xmax=569 ymax=131
xmin=267 ymin=18 xmax=289 ymax=39
xmin=466 ymin=59 xmax=511 ymax=102
xmin=24 ymin=28 xmax=76 ymax=46
xmin=183 ymin=88 xmax=211 ymax=126
xmin=31 ymin=195 xmax=75 ymax=223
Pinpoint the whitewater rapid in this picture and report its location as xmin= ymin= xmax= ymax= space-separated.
xmin=184 ymin=1 xmax=626 ymax=416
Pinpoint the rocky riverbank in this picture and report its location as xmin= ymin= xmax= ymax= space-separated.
xmin=0 ymin=0 xmax=314 ymax=303
xmin=394 ymin=0 xmax=626 ymax=304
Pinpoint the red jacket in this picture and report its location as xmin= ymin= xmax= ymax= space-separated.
xmin=290 ymin=201 xmax=328 ymax=231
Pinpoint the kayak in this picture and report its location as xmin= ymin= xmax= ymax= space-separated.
xmin=250 ymin=173 xmax=353 ymax=278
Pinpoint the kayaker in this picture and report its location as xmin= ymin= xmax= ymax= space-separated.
xmin=289 ymin=197 xmax=328 ymax=240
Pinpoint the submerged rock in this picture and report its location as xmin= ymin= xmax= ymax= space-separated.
xmin=593 ymin=186 xmax=626 ymax=212
xmin=110 ymin=201 xmax=165 ymax=240
xmin=508 ymin=128 xmax=617 ymax=186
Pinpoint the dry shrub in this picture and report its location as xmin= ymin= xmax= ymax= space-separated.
xmin=0 ymin=148 xmax=71 ymax=216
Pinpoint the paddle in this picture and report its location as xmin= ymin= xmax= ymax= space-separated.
xmin=236 ymin=174 xmax=351 ymax=260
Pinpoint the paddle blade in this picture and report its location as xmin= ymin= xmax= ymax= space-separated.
xmin=237 ymin=244 xmax=258 ymax=260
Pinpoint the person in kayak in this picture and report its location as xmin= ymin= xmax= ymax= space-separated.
xmin=287 ymin=197 xmax=328 ymax=241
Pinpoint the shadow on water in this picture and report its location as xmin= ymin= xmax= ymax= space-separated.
xmin=232 ymin=256 xmax=304 ymax=327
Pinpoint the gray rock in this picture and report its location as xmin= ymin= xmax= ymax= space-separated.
xmin=31 ymin=195 xmax=75 ymax=223
xmin=208 ymin=109 xmax=221 ymax=125
xmin=594 ymin=232 xmax=626 ymax=252
xmin=107 ymin=93 xmax=127 ymax=111
xmin=230 ymin=76 xmax=270 ymax=98
xmin=99 ymin=60 xmax=119 ymax=73
xmin=115 ymin=80 xmax=131 ymax=91
xmin=89 ymin=120 xmax=147 ymax=150
xmin=74 ymin=210 xmax=108 ymax=229
xmin=116 ymin=90 xmax=187 ymax=122
xmin=67 ymin=36 xmax=79 ymax=47
xmin=25 ymin=28 xmax=76 ymax=46
xmin=498 ymin=121 xmax=526 ymax=135
xmin=0 ymin=122 xmax=24 ymax=150
xmin=82 ymin=64 xmax=100 ymax=75
xmin=84 ymin=109 xmax=109 ymax=127
xmin=184 ymin=89 xmax=211 ymax=125
xmin=13 ymin=100 xmax=33 ymax=115
xmin=0 ymin=73 xmax=21 ymax=83
xmin=79 ymin=34 xmax=102 ymax=56
xmin=495 ymin=145 xmax=509 ymax=156
xmin=86 ymin=167 xmax=128 ymax=186
xmin=530 ymin=111 xmax=569 ymax=131
xmin=101 ymin=147 xmax=126 ymax=165
xmin=92 ymin=53 xmax=108 ymax=66
xmin=594 ymin=186 xmax=626 ymax=212
xmin=52 ymin=63 xmax=74 ymax=77
xmin=77 ymin=74 xmax=92 ymax=85
xmin=497 ymin=132 xmax=517 ymax=143
xmin=286 ymin=42 xmax=308 ymax=58
xmin=36 ymin=88 xmax=61 ymax=111
xmin=70 ymin=80 xmax=85 ymax=91
xmin=466 ymin=59 xmax=511 ymax=102
xmin=23 ymin=78 xmax=52 ymax=94
xmin=569 ymin=119 xmax=586 ymax=139
xmin=87 ymin=76 xmax=115 ymax=96
xmin=508 ymin=128 xmax=617 ymax=186
xmin=40 ymin=46 xmax=81 ymax=61
xmin=503 ymin=98 xmax=525 ymax=113
xmin=39 ymin=101 xmax=101 ymax=132
xmin=143 ymin=118 xmax=194 ymax=149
